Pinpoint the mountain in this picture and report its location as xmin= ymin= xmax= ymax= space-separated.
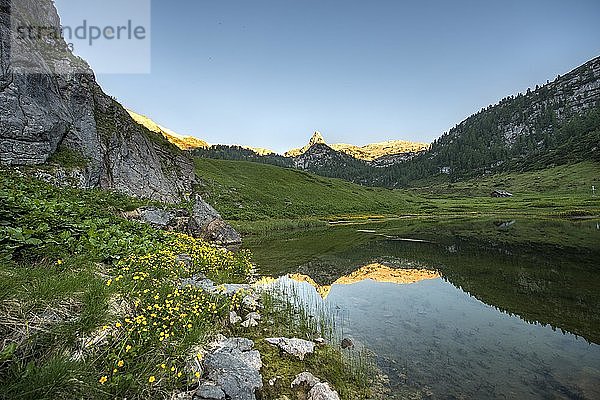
xmin=331 ymin=140 xmax=429 ymax=161
xmin=193 ymin=144 xmax=293 ymax=168
xmin=285 ymin=131 xmax=429 ymax=162
xmin=128 ymin=109 xmax=276 ymax=155
xmin=285 ymin=131 xmax=327 ymax=157
xmin=245 ymin=146 xmax=276 ymax=156
xmin=0 ymin=0 xmax=240 ymax=243
xmin=127 ymin=110 xmax=209 ymax=150
xmin=396 ymin=56 xmax=600 ymax=182
xmin=292 ymin=141 xmax=373 ymax=180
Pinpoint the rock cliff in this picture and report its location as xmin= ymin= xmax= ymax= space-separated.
xmin=0 ymin=0 xmax=240 ymax=243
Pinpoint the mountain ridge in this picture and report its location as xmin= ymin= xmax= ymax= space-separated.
xmin=127 ymin=109 xmax=209 ymax=150
xmin=285 ymin=131 xmax=430 ymax=161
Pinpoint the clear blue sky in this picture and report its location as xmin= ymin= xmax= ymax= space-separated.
xmin=76 ymin=0 xmax=600 ymax=153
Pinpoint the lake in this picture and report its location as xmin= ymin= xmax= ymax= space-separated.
xmin=243 ymin=217 xmax=600 ymax=399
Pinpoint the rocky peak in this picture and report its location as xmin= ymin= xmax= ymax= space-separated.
xmin=284 ymin=131 xmax=327 ymax=157
xmin=308 ymin=131 xmax=326 ymax=146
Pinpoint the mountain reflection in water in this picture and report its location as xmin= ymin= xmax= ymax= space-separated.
xmin=288 ymin=264 xmax=440 ymax=299
xmin=245 ymin=217 xmax=600 ymax=399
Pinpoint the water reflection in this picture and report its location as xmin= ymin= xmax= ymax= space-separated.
xmin=289 ymin=263 xmax=440 ymax=299
xmin=244 ymin=217 xmax=600 ymax=399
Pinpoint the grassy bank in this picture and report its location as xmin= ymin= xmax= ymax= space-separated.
xmin=195 ymin=158 xmax=600 ymax=232
xmin=0 ymin=173 xmax=255 ymax=399
xmin=0 ymin=173 xmax=372 ymax=399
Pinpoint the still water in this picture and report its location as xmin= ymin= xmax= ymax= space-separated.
xmin=244 ymin=217 xmax=600 ymax=399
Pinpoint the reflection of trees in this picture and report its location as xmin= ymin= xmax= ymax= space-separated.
xmin=247 ymin=220 xmax=600 ymax=344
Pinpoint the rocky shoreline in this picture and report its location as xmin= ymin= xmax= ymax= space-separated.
xmin=168 ymin=276 xmax=344 ymax=400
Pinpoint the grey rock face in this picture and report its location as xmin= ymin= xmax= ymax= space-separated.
xmin=194 ymin=384 xmax=225 ymax=400
xmin=0 ymin=0 xmax=242 ymax=244
xmin=0 ymin=0 xmax=193 ymax=202
xmin=199 ymin=337 xmax=263 ymax=400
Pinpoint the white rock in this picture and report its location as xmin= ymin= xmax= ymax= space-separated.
xmin=265 ymin=337 xmax=315 ymax=360
xmin=241 ymin=317 xmax=259 ymax=328
xmin=291 ymin=371 xmax=321 ymax=389
xmin=229 ymin=311 xmax=242 ymax=325
xmin=308 ymin=382 xmax=341 ymax=400
xmin=246 ymin=312 xmax=261 ymax=321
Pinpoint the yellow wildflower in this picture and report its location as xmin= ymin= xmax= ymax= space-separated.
xmin=99 ymin=375 xmax=108 ymax=384
xmin=149 ymin=376 xmax=156 ymax=383
xmin=117 ymin=360 xmax=124 ymax=368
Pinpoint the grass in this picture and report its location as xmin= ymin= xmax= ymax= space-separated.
xmin=412 ymin=161 xmax=600 ymax=197
xmin=194 ymin=158 xmax=600 ymax=232
xmin=0 ymin=171 xmax=377 ymax=400
xmin=46 ymin=145 xmax=89 ymax=169
xmin=229 ymin=282 xmax=378 ymax=400
xmin=194 ymin=158 xmax=411 ymax=220
xmin=0 ymin=172 xmax=253 ymax=399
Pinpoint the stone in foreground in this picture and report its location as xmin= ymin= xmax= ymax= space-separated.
xmin=291 ymin=372 xmax=340 ymax=400
xmin=198 ymin=337 xmax=262 ymax=400
xmin=291 ymin=371 xmax=321 ymax=388
xmin=194 ymin=383 xmax=226 ymax=400
xmin=265 ymin=337 xmax=316 ymax=360
xmin=308 ymin=383 xmax=341 ymax=400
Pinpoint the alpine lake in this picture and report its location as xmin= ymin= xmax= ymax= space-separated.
xmin=243 ymin=217 xmax=600 ymax=399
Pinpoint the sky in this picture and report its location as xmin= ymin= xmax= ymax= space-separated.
xmin=57 ymin=0 xmax=600 ymax=154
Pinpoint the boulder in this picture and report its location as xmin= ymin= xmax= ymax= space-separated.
xmin=291 ymin=372 xmax=341 ymax=400
xmin=194 ymin=384 xmax=225 ymax=400
xmin=189 ymin=195 xmax=242 ymax=245
xmin=199 ymin=337 xmax=263 ymax=400
xmin=125 ymin=201 xmax=241 ymax=245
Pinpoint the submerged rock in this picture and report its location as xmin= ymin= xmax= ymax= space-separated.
xmin=265 ymin=337 xmax=315 ymax=360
